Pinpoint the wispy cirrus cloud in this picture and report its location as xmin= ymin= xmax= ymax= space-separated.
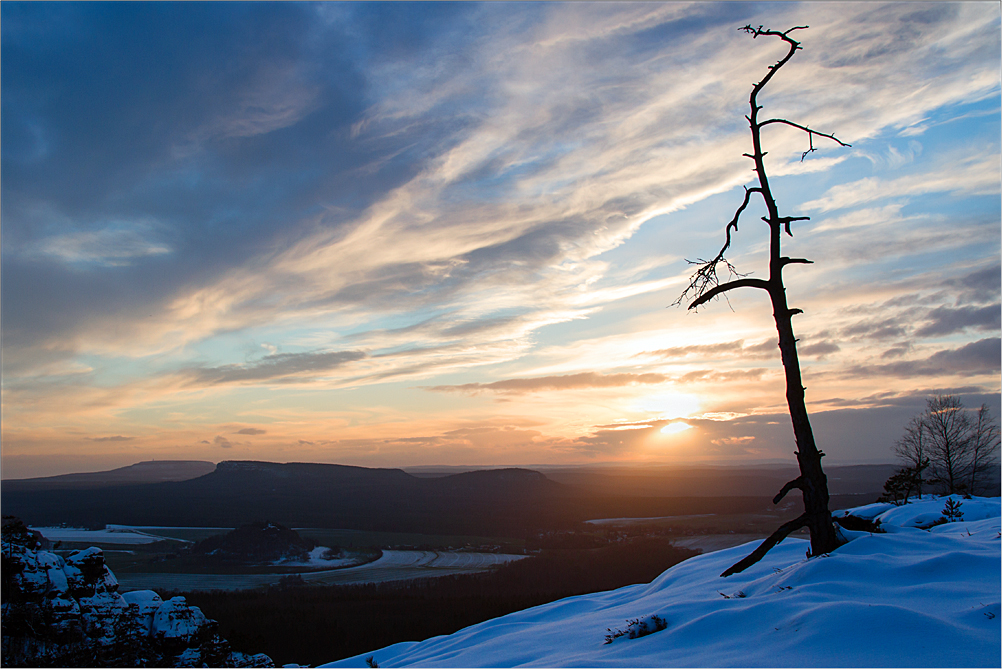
xmin=25 ymin=223 xmax=171 ymax=267
xmin=180 ymin=350 xmax=367 ymax=386
xmin=800 ymin=151 xmax=1000 ymax=213
xmin=426 ymin=372 xmax=671 ymax=395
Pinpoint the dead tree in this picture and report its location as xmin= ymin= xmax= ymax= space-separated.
xmin=674 ymin=25 xmax=850 ymax=577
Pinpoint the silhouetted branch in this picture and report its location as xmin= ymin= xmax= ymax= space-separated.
xmin=740 ymin=25 xmax=805 ymax=93
xmin=773 ymin=476 xmax=804 ymax=504
xmin=688 ymin=277 xmax=771 ymax=310
xmin=671 ymin=187 xmax=763 ymax=309
xmin=721 ymin=513 xmax=808 ymax=577
xmin=773 ymin=216 xmax=811 ymax=236
xmin=760 ymin=119 xmax=851 ymax=161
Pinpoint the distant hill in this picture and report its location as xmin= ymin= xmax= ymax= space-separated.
xmin=191 ymin=521 xmax=317 ymax=562
xmin=1 ymin=460 xmax=784 ymax=536
xmin=1 ymin=461 xmax=216 ymax=490
xmin=541 ymin=463 xmax=902 ymax=498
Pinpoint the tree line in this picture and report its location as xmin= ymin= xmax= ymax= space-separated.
xmin=881 ymin=395 xmax=1000 ymax=504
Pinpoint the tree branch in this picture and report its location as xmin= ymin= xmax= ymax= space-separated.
xmin=773 ymin=476 xmax=804 ymax=504
xmin=774 ymin=215 xmax=810 ymax=236
xmin=720 ymin=513 xmax=808 ymax=577
xmin=689 ymin=277 xmax=771 ymax=310
xmin=760 ymin=118 xmax=851 ymax=161
xmin=740 ymin=25 xmax=804 ymax=96
xmin=672 ymin=188 xmax=763 ymax=309
xmin=779 ymin=257 xmax=813 ymax=267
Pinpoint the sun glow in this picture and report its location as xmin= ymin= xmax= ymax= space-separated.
xmin=660 ymin=422 xmax=692 ymax=435
xmin=636 ymin=391 xmax=702 ymax=419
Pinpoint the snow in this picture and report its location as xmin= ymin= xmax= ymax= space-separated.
xmin=323 ymin=496 xmax=1001 ymax=668
xmin=30 ymin=526 xmax=179 ymax=544
xmin=273 ymin=546 xmax=365 ymax=568
xmin=122 ymin=590 xmax=164 ymax=634
xmin=118 ymin=549 xmax=527 ymax=592
xmin=152 ymin=596 xmax=209 ymax=640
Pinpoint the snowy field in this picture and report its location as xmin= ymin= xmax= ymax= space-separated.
xmin=29 ymin=526 xmax=186 ymax=545
xmin=669 ymin=533 xmax=768 ymax=553
xmin=272 ymin=546 xmax=368 ymax=569
xmin=325 ymin=496 xmax=1001 ymax=668
xmin=117 ymin=549 xmax=527 ymax=593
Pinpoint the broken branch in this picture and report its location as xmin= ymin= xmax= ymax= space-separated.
xmin=773 ymin=476 xmax=804 ymax=504
xmin=721 ymin=513 xmax=808 ymax=577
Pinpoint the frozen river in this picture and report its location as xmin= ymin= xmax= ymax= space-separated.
xmin=116 ymin=549 xmax=527 ymax=593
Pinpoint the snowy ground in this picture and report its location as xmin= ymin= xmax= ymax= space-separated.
xmin=117 ymin=549 xmax=527 ymax=592
xmin=325 ymin=496 xmax=1001 ymax=668
xmin=272 ymin=546 xmax=367 ymax=569
xmin=29 ymin=526 xmax=185 ymax=545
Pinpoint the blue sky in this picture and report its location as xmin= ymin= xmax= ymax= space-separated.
xmin=2 ymin=2 xmax=1000 ymax=478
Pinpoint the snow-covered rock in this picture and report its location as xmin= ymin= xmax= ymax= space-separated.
xmin=1 ymin=516 xmax=274 ymax=667
xmin=324 ymin=496 xmax=1001 ymax=668
xmin=122 ymin=590 xmax=164 ymax=634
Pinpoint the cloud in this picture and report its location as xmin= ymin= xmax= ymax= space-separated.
xmin=927 ymin=337 xmax=1001 ymax=371
xmin=639 ymin=340 xmax=777 ymax=361
xmin=13 ymin=1 xmax=996 ymax=372
xmin=183 ymin=350 xmax=367 ymax=386
xmin=235 ymin=428 xmax=266 ymax=435
xmin=818 ymin=387 xmax=996 ymax=411
xmin=25 ymin=223 xmax=171 ymax=267
xmin=881 ymin=344 xmax=913 ymax=359
xmin=841 ymin=316 xmax=910 ymax=341
xmin=843 ymin=338 xmax=1001 ymax=378
xmin=4 ymin=3 xmax=1001 ymax=473
xmin=950 ymin=263 xmax=1001 ymax=305
xmin=800 ymin=152 xmax=1000 ymax=213
xmin=677 ymin=369 xmax=767 ymax=384
xmin=214 ymin=435 xmax=233 ymax=448
xmin=84 ymin=435 xmax=135 ymax=442
xmin=915 ymin=305 xmax=1001 ymax=337
xmin=427 ymin=372 xmax=671 ymax=395
xmin=799 ymin=341 xmax=841 ymax=359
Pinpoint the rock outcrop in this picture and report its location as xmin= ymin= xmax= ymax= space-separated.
xmin=1 ymin=516 xmax=273 ymax=667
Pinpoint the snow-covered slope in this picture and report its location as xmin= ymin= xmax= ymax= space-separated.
xmin=324 ymin=496 xmax=1001 ymax=668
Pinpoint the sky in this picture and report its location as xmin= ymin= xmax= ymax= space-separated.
xmin=2 ymin=2 xmax=1000 ymax=479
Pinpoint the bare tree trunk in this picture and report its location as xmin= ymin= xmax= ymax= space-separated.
xmin=775 ymin=304 xmax=840 ymax=556
xmin=676 ymin=25 xmax=849 ymax=576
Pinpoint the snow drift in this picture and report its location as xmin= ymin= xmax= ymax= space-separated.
xmin=324 ymin=496 xmax=1000 ymax=668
